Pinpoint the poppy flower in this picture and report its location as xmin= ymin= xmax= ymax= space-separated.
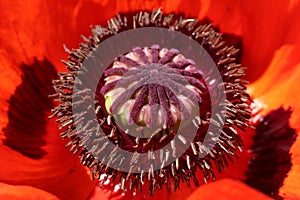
xmin=0 ymin=0 xmax=299 ymax=200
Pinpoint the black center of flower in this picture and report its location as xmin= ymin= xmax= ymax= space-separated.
xmin=50 ymin=9 xmax=252 ymax=196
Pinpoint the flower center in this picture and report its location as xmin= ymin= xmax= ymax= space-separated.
xmin=101 ymin=45 xmax=204 ymax=139
xmin=50 ymin=9 xmax=252 ymax=196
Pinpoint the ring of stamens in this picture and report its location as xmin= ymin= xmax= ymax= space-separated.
xmin=50 ymin=9 xmax=252 ymax=196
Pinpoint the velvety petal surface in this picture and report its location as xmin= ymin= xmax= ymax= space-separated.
xmin=187 ymin=179 xmax=271 ymax=200
xmin=0 ymin=182 xmax=59 ymax=200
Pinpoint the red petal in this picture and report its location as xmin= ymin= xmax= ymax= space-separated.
xmin=171 ymin=0 xmax=299 ymax=82
xmin=248 ymin=2 xmax=300 ymax=198
xmin=239 ymin=0 xmax=300 ymax=82
xmin=0 ymin=0 xmax=118 ymax=72
xmin=0 ymin=1 xmax=119 ymax=199
xmin=0 ymin=182 xmax=59 ymax=200
xmin=249 ymin=46 xmax=300 ymax=199
xmin=0 ymin=119 xmax=97 ymax=200
xmin=187 ymin=179 xmax=271 ymax=200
